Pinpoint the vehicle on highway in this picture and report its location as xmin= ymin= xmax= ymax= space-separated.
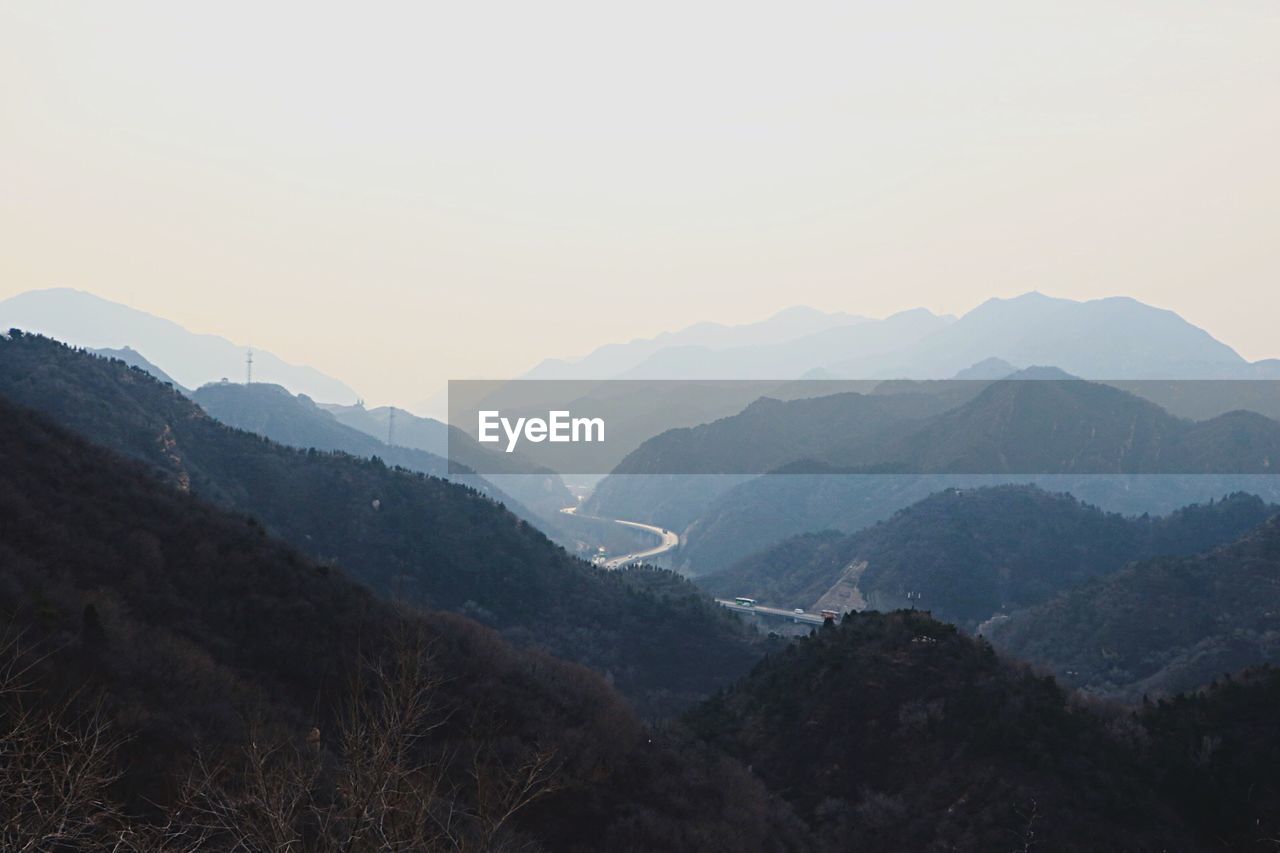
xmin=793 ymin=608 xmax=805 ymax=615
xmin=734 ymin=597 xmax=757 ymax=608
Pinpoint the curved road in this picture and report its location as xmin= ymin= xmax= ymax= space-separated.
xmin=561 ymin=506 xmax=680 ymax=569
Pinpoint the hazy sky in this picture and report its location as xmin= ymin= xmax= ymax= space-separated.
xmin=3 ymin=1 xmax=1278 ymax=405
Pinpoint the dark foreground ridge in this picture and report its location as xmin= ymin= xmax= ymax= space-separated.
xmin=685 ymin=609 xmax=1280 ymax=851
xmin=0 ymin=394 xmax=807 ymax=850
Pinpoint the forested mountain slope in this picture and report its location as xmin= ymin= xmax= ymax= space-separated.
xmin=0 ymin=396 xmax=804 ymax=850
xmin=686 ymin=609 xmax=1280 ymax=850
xmin=685 ymin=610 xmax=1191 ymax=851
xmin=701 ymin=486 xmax=1276 ymax=629
xmin=0 ymin=332 xmax=761 ymax=717
xmin=989 ymin=514 xmax=1280 ymax=700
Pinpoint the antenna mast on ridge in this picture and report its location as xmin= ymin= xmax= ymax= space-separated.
xmin=387 ymin=406 xmax=396 ymax=446
xmin=245 ymin=350 xmax=253 ymax=384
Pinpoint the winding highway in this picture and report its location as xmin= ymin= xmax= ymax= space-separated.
xmin=561 ymin=507 xmax=824 ymax=621
xmin=561 ymin=505 xmax=681 ymax=569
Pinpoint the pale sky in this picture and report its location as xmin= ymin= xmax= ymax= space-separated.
xmin=2 ymin=1 xmax=1278 ymax=405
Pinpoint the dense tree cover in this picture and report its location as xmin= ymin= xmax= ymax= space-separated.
xmin=192 ymin=381 xmax=578 ymax=531
xmin=686 ymin=609 xmax=1280 ymax=851
xmin=701 ymin=485 xmax=1277 ymax=629
xmin=5 ymin=376 xmax=1279 ymax=849
xmin=194 ymin=381 xmax=644 ymax=559
xmin=989 ymin=514 xmax=1280 ymax=699
xmin=1139 ymin=668 xmax=1280 ymax=849
xmin=685 ymin=610 xmax=1190 ymax=850
xmin=0 ymin=332 xmax=761 ymax=717
xmin=0 ymin=397 xmax=807 ymax=850
xmin=678 ymin=468 xmax=1280 ymax=574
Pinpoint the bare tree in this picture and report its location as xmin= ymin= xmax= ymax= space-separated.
xmin=1 ymin=625 xmax=561 ymax=852
xmin=153 ymin=626 xmax=560 ymax=852
xmin=0 ymin=632 xmax=127 ymax=852
xmin=463 ymin=742 xmax=559 ymax=852
xmin=1010 ymin=797 xmax=1039 ymax=853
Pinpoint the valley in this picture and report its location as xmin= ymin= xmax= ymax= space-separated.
xmin=4 ymin=295 xmax=1280 ymax=850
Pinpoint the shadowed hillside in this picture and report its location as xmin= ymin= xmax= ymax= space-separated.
xmin=685 ymin=610 xmax=1191 ymax=851
xmin=686 ymin=609 xmax=1280 ymax=850
xmin=635 ymin=378 xmax=1280 ymax=572
xmin=701 ymin=486 xmax=1277 ymax=630
xmin=989 ymin=514 xmax=1280 ymax=700
xmin=0 ymin=332 xmax=762 ymax=717
xmin=0 ymin=395 xmax=806 ymax=850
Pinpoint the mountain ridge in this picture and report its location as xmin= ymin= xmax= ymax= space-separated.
xmin=0 ymin=288 xmax=359 ymax=402
xmin=988 ymin=512 xmax=1280 ymax=700
xmin=699 ymin=485 xmax=1278 ymax=632
xmin=0 ymin=332 xmax=763 ymax=717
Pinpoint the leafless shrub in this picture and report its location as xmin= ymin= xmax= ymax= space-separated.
xmin=149 ymin=627 xmax=559 ymax=852
xmin=0 ymin=631 xmax=127 ymax=852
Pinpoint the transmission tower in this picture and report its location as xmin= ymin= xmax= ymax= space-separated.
xmin=387 ymin=407 xmax=396 ymax=447
xmin=245 ymin=350 xmax=253 ymax=384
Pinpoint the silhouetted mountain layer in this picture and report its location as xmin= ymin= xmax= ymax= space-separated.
xmin=0 ymin=396 xmax=805 ymax=850
xmin=92 ymin=346 xmax=188 ymax=392
xmin=699 ymin=486 xmax=1277 ymax=630
xmin=869 ymin=379 xmax=1280 ymax=475
xmin=523 ymin=305 xmax=872 ymax=380
xmin=614 ymin=308 xmax=952 ymax=380
xmin=832 ymin=292 xmax=1264 ymax=379
xmin=989 ymin=514 xmax=1280 ymax=700
xmin=528 ymin=292 xmax=1279 ymax=383
xmin=0 ymin=333 xmax=762 ymax=717
xmin=581 ymin=387 xmax=964 ymax=526
xmin=0 ymin=288 xmax=358 ymax=401
xmin=592 ymin=378 xmax=1280 ymax=572
xmin=601 ymin=379 xmax=1280 ymax=482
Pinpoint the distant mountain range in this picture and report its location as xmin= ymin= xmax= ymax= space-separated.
xmin=611 ymin=308 xmax=952 ymax=380
xmin=523 ymin=305 xmax=873 ymax=379
xmin=0 ymin=288 xmax=359 ymax=402
xmin=836 ymin=292 xmax=1273 ymax=380
xmin=91 ymin=345 xmax=188 ymax=391
xmin=524 ymin=292 xmax=1280 ymax=382
xmin=699 ymin=486 xmax=1277 ymax=630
